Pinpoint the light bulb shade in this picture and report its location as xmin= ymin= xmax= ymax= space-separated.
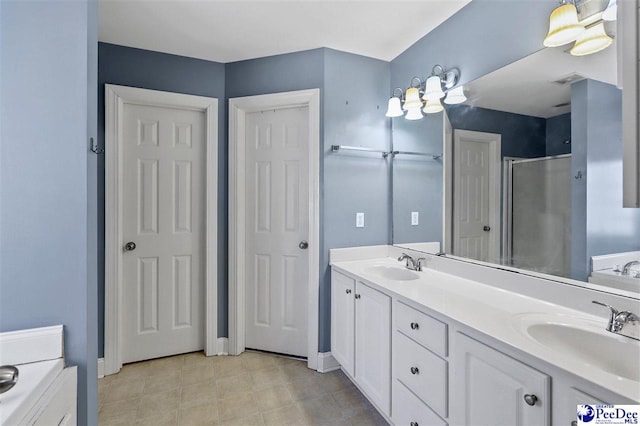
xmin=385 ymin=97 xmax=404 ymax=117
xmin=444 ymin=86 xmax=467 ymax=105
xmin=423 ymin=98 xmax=444 ymax=114
xmin=423 ymin=75 xmax=445 ymax=100
xmin=602 ymin=0 xmax=617 ymax=21
xmin=570 ymin=23 xmax=613 ymax=56
xmin=403 ymin=87 xmax=422 ymax=110
xmin=543 ymin=3 xmax=584 ymax=47
xmin=405 ymin=106 xmax=423 ymax=120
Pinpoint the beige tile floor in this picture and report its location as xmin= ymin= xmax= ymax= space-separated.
xmin=98 ymin=351 xmax=388 ymax=425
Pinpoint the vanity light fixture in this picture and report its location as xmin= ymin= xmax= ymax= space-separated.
xmin=384 ymin=65 xmax=462 ymax=119
xmin=543 ymin=0 xmax=615 ymax=56
xmin=570 ymin=22 xmax=613 ymax=56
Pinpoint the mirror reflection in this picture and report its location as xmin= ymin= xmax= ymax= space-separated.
xmin=393 ymin=33 xmax=640 ymax=293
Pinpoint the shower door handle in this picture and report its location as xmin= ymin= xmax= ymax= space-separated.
xmin=483 ymin=225 xmax=491 ymax=232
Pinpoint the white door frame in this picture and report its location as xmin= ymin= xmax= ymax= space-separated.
xmin=228 ymin=89 xmax=320 ymax=370
xmin=104 ymin=84 xmax=218 ymax=375
xmin=445 ymin=129 xmax=501 ymax=261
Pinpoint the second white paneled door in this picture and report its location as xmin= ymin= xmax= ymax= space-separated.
xmin=121 ymin=102 xmax=205 ymax=363
xmin=245 ymin=107 xmax=309 ymax=357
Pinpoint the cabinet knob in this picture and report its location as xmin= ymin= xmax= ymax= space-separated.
xmin=410 ymin=322 xmax=419 ymax=330
xmin=571 ymin=422 xmax=578 ymax=426
xmin=346 ymin=289 xmax=352 ymax=294
xmin=523 ymin=394 xmax=538 ymax=406
xmin=410 ymin=422 xmax=419 ymax=426
xmin=354 ymin=294 xmax=361 ymax=299
xmin=410 ymin=366 xmax=419 ymax=375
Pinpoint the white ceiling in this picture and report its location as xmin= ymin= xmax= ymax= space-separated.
xmin=465 ymin=38 xmax=618 ymax=119
xmin=99 ymin=0 xmax=471 ymax=63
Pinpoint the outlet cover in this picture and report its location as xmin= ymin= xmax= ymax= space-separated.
xmin=356 ymin=212 xmax=365 ymax=228
xmin=411 ymin=211 xmax=419 ymax=226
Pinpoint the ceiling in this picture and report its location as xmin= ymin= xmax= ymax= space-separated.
xmin=98 ymin=0 xmax=471 ymax=63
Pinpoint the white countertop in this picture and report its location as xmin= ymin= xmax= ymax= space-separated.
xmin=331 ymin=256 xmax=640 ymax=402
xmin=0 ymin=358 xmax=64 ymax=425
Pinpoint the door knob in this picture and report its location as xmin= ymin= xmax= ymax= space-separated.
xmin=299 ymin=240 xmax=309 ymax=249
xmin=523 ymin=394 xmax=538 ymax=406
xmin=124 ymin=241 xmax=136 ymax=251
xmin=483 ymin=225 xmax=491 ymax=232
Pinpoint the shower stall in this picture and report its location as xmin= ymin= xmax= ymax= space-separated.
xmin=503 ymin=154 xmax=572 ymax=278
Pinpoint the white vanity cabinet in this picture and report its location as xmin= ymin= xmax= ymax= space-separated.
xmin=452 ymin=332 xmax=550 ymax=426
xmin=330 ymin=270 xmax=391 ymax=415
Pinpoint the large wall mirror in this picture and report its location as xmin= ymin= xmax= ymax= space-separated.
xmin=392 ymin=15 xmax=640 ymax=296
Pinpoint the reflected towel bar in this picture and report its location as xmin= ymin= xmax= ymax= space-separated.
xmin=330 ymin=145 xmax=391 ymax=158
xmin=391 ymin=150 xmax=442 ymax=160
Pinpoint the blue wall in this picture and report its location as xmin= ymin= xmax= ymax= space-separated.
xmin=546 ymin=112 xmax=572 ymax=156
xmin=572 ymin=80 xmax=640 ymax=281
xmin=1 ymin=1 xmax=98 ymax=424
xmin=97 ymin=43 xmax=226 ymax=356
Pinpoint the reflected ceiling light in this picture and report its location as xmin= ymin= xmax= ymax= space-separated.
xmin=405 ymin=106 xmax=423 ymax=120
xmin=570 ymin=22 xmax=613 ymax=56
xmin=543 ymin=2 xmax=585 ymax=47
xmin=602 ymin=0 xmax=617 ymax=21
xmin=444 ymin=86 xmax=467 ymax=105
xmin=423 ymin=98 xmax=444 ymax=114
xmin=385 ymin=88 xmax=404 ymax=117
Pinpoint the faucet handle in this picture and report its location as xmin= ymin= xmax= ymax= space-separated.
xmin=415 ymin=258 xmax=426 ymax=271
xmin=592 ymin=300 xmax=618 ymax=313
xmin=592 ymin=301 xmax=619 ymax=332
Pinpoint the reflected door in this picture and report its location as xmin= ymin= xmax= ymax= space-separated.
xmin=122 ymin=103 xmax=205 ymax=363
xmin=453 ymin=130 xmax=501 ymax=262
xmin=245 ymin=107 xmax=309 ymax=357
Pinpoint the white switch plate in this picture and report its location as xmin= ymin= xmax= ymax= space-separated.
xmin=356 ymin=212 xmax=365 ymax=228
xmin=411 ymin=211 xmax=419 ymax=226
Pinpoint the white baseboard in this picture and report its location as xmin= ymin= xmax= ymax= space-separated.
xmin=317 ymin=352 xmax=340 ymax=373
xmin=97 ymin=357 xmax=105 ymax=378
xmin=216 ymin=337 xmax=229 ymax=355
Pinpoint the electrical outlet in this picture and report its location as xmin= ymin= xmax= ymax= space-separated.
xmin=411 ymin=211 xmax=419 ymax=226
xmin=356 ymin=212 xmax=365 ymax=228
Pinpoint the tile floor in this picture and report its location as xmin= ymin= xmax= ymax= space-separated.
xmin=98 ymin=351 xmax=388 ymax=425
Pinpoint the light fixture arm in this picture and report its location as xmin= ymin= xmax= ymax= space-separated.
xmin=392 ymin=87 xmax=404 ymax=99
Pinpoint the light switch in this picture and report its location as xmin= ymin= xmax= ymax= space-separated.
xmin=411 ymin=211 xmax=419 ymax=226
xmin=356 ymin=212 xmax=365 ymax=228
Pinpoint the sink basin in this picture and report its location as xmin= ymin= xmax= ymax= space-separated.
xmin=517 ymin=314 xmax=640 ymax=382
xmin=366 ymin=265 xmax=420 ymax=281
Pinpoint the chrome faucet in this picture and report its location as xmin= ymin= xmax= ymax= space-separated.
xmin=592 ymin=301 xmax=639 ymax=333
xmin=398 ymin=253 xmax=426 ymax=271
xmin=621 ymin=260 xmax=640 ymax=276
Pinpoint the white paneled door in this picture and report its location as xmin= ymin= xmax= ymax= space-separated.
xmin=121 ymin=103 xmax=205 ymax=363
xmin=245 ymin=107 xmax=309 ymax=357
xmin=453 ymin=130 xmax=501 ymax=263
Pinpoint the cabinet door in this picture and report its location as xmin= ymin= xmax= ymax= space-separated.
xmin=331 ymin=270 xmax=355 ymax=376
xmin=453 ymin=333 xmax=550 ymax=426
xmin=355 ymin=281 xmax=391 ymax=415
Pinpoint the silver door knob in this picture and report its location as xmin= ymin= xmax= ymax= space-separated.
xmin=124 ymin=241 xmax=136 ymax=251
xmin=524 ymin=394 xmax=538 ymax=406
xmin=483 ymin=225 xmax=491 ymax=232
xmin=354 ymin=294 xmax=361 ymax=299
xmin=299 ymin=240 xmax=309 ymax=249
xmin=410 ymin=322 xmax=419 ymax=330
xmin=345 ymin=289 xmax=352 ymax=294
xmin=410 ymin=366 xmax=419 ymax=375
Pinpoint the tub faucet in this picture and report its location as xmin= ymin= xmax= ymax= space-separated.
xmin=398 ymin=253 xmax=425 ymax=271
xmin=592 ymin=301 xmax=639 ymax=333
xmin=621 ymin=260 xmax=640 ymax=276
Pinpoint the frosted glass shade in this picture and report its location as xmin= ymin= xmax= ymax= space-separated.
xmin=444 ymin=86 xmax=467 ymax=105
xmin=403 ymin=87 xmax=422 ymax=110
xmin=423 ymin=75 xmax=445 ymax=100
xmin=423 ymin=98 xmax=444 ymax=114
xmin=385 ymin=97 xmax=404 ymax=117
xmin=543 ymin=3 xmax=584 ymax=47
xmin=570 ymin=23 xmax=613 ymax=56
xmin=602 ymin=0 xmax=617 ymax=21
xmin=405 ymin=106 xmax=423 ymax=120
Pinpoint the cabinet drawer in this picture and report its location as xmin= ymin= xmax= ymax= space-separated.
xmin=396 ymin=300 xmax=447 ymax=357
xmin=395 ymin=331 xmax=448 ymax=418
xmin=393 ymin=380 xmax=447 ymax=426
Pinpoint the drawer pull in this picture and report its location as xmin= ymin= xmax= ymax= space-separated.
xmin=354 ymin=294 xmax=361 ymax=299
xmin=410 ymin=423 xmax=419 ymax=426
xmin=410 ymin=322 xmax=419 ymax=330
xmin=410 ymin=366 xmax=420 ymax=375
xmin=524 ymin=394 xmax=538 ymax=406
xmin=346 ymin=289 xmax=352 ymax=294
